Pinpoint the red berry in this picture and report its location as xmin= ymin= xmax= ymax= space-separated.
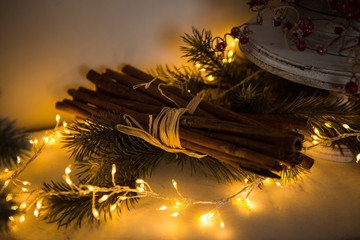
xmin=273 ymin=19 xmax=282 ymax=27
xmin=296 ymin=18 xmax=314 ymax=37
xmin=345 ymin=81 xmax=358 ymax=94
xmin=216 ymin=42 xmax=227 ymax=52
xmin=231 ymin=27 xmax=241 ymax=38
xmin=239 ymin=35 xmax=249 ymax=44
xmin=296 ymin=41 xmax=306 ymax=51
xmin=316 ymin=45 xmax=328 ymax=55
xmin=283 ymin=22 xmax=293 ymax=31
xmin=334 ymin=26 xmax=343 ymax=35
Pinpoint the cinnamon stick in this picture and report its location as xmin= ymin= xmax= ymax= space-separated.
xmin=103 ymin=69 xmax=215 ymax=119
xmin=86 ymin=70 xmax=166 ymax=107
xmin=121 ymin=64 xmax=309 ymax=130
xmin=55 ymin=100 xmax=91 ymax=119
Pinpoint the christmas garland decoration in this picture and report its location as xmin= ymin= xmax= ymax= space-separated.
xmin=1 ymin=12 xmax=360 ymax=232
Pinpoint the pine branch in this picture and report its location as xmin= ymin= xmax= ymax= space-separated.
xmin=0 ymin=119 xmax=30 ymax=168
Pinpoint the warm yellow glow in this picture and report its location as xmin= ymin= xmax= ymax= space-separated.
xmin=276 ymin=182 xmax=281 ymax=187
xmin=222 ymin=58 xmax=227 ymax=63
xmin=34 ymin=138 xmax=38 ymax=145
xmin=34 ymin=209 xmax=39 ymax=217
xmin=264 ymin=178 xmax=270 ymax=184
xmin=6 ymin=194 xmax=13 ymax=202
xmin=98 ymin=195 xmax=109 ymax=203
xmin=17 ymin=156 xmax=21 ymax=164
xmin=44 ymin=136 xmax=49 ymax=143
xmin=65 ymin=166 xmax=72 ymax=175
xmin=138 ymin=187 xmax=144 ymax=192
xmin=20 ymin=203 xmax=27 ymax=209
xmin=112 ymin=164 xmax=116 ymax=175
xmin=159 ymin=205 xmax=167 ymax=210
xmin=244 ymin=178 xmax=248 ymax=183
xmin=187 ymin=89 xmax=191 ymax=93
xmin=56 ymin=114 xmax=60 ymax=123
xmin=22 ymin=181 xmax=30 ymax=186
xmin=200 ymin=68 xmax=206 ymax=72
xmin=8 ymin=216 xmax=15 ymax=222
xmin=172 ymin=179 xmax=177 ymax=189
xmin=64 ymin=130 xmax=71 ymax=134
xmin=65 ymin=177 xmax=72 ymax=186
xmin=228 ymin=58 xmax=232 ymax=63
xmin=356 ymin=153 xmax=360 ymax=163
xmin=11 ymin=206 xmax=18 ymax=210
xmin=195 ymin=63 xmax=201 ymax=68
xmin=324 ymin=122 xmax=332 ymax=128
xmin=314 ymin=128 xmax=320 ymax=135
xmin=312 ymin=140 xmax=319 ymax=144
xmin=245 ymin=198 xmax=251 ymax=207
xmin=171 ymin=212 xmax=178 ymax=217
xmin=207 ymin=75 xmax=215 ymax=82
xmin=51 ymin=138 xmax=56 ymax=143
xmin=92 ymin=208 xmax=100 ymax=219
xmin=63 ymin=121 xmax=67 ymax=128
xmin=4 ymin=168 xmax=9 ymax=173
xmin=343 ymin=124 xmax=350 ymax=129
xmin=234 ymin=38 xmax=239 ymax=42
xmin=176 ymin=201 xmax=181 ymax=206
xmin=21 ymin=187 xmax=28 ymax=192
xmin=36 ymin=201 xmax=42 ymax=209
xmin=29 ymin=140 xmax=34 ymax=144
xmin=19 ymin=215 xmax=25 ymax=223
xmin=312 ymin=135 xmax=319 ymax=140
xmin=4 ymin=180 xmax=10 ymax=187
xmin=220 ymin=221 xmax=225 ymax=228
xmin=110 ymin=204 xmax=117 ymax=212
xmin=228 ymin=50 xmax=234 ymax=57
xmin=120 ymin=196 xmax=127 ymax=201
xmin=200 ymin=212 xmax=214 ymax=223
xmin=136 ymin=179 xmax=144 ymax=184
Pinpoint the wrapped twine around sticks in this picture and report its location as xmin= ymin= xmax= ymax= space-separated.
xmin=116 ymin=95 xmax=206 ymax=159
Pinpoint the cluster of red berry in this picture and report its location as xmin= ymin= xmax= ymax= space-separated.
xmin=215 ymin=26 xmax=250 ymax=52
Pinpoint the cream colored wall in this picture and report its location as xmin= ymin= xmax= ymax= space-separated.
xmin=0 ymin=0 xmax=253 ymax=130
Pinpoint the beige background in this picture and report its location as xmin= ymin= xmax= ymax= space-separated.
xmin=0 ymin=0 xmax=252 ymax=130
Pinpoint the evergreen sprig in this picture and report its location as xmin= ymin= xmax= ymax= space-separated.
xmin=0 ymin=119 xmax=30 ymax=168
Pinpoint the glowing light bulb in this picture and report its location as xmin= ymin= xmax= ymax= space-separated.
xmin=220 ymin=221 xmax=225 ymax=228
xmin=22 ymin=181 xmax=30 ymax=186
xmin=276 ymin=182 xmax=281 ymax=187
xmin=245 ymin=198 xmax=251 ymax=207
xmin=56 ymin=114 xmax=60 ymax=123
xmin=112 ymin=164 xmax=116 ymax=175
xmin=171 ymin=212 xmax=178 ymax=217
xmin=65 ymin=166 xmax=72 ymax=175
xmin=4 ymin=168 xmax=8 ymax=173
xmin=136 ymin=179 xmax=144 ymax=184
xmin=264 ymin=178 xmax=270 ymax=184
xmin=356 ymin=153 xmax=360 ymax=163
xmin=8 ymin=216 xmax=15 ymax=222
xmin=324 ymin=122 xmax=332 ymax=128
xmin=19 ymin=215 xmax=25 ymax=223
xmin=343 ymin=124 xmax=350 ymax=130
xmin=159 ymin=205 xmax=167 ymax=210
xmin=110 ymin=204 xmax=117 ymax=212
xmin=21 ymin=188 xmax=28 ymax=192
xmin=120 ymin=197 xmax=127 ymax=201
xmin=4 ymin=180 xmax=10 ymax=187
xmin=244 ymin=178 xmax=248 ymax=183
xmin=34 ymin=139 xmax=38 ymax=145
xmin=200 ymin=213 xmax=209 ymax=223
xmin=11 ymin=206 xmax=18 ymax=210
xmin=34 ymin=209 xmax=39 ymax=217
xmin=207 ymin=75 xmax=214 ymax=82
xmin=228 ymin=50 xmax=234 ymax=57
xmin=6 ymin=194 xmax=13 ymax=202
xmin=44 ymin=136 xmax=49 ymax=143
xmin=176 ymin=201 xmax=181 ymax=206
xmin=314 ymin=128 xmax=320 ymax=135
xmin=88 ymin=186 xmax=94 ymax=191
xmin=98 ymin=195 xmax=109 ymax=203
xmin=138 ymin=187 xmax=144 ymax=192
xmin=51 ymin=138 xmax=55 ymax=143
xmin=36 ymin=201 xmax=42 ymax=209
xmin=312 ymin=135 xmax=319 ymax=140
xmin=200 ymin=68 xmax=206 ymax=72
xmin=63 ymin=121 xmax=67 ymax=127
xmin=92 ymin=208 xmax=99 ymax=219
xmin=65 ymin=177 xmax=72 ymax=186
xmin=228 ymin=58 xmax=232 ymax=63
xmin=20 ymin=203 xmax=27 ymax=209
xmin=17 ymin=156 xmax=21 ymax=164
xmin=195 ymin=63 xmax=201 ymax=68
xmin=172 ymin=179 xmax=177 ymax=189
xmin=29 ymin=140 xmax=34 ymax=144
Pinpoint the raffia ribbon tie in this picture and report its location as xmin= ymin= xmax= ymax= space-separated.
xmin=116 ymin=96 xmax=206 ymax=158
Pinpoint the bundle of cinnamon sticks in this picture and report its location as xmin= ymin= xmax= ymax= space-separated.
xmin=56 ymin=65 xmax=314 ymax=178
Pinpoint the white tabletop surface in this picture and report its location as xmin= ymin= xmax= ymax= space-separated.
xmin=2 ymin=130 xmax=360 ymax=240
